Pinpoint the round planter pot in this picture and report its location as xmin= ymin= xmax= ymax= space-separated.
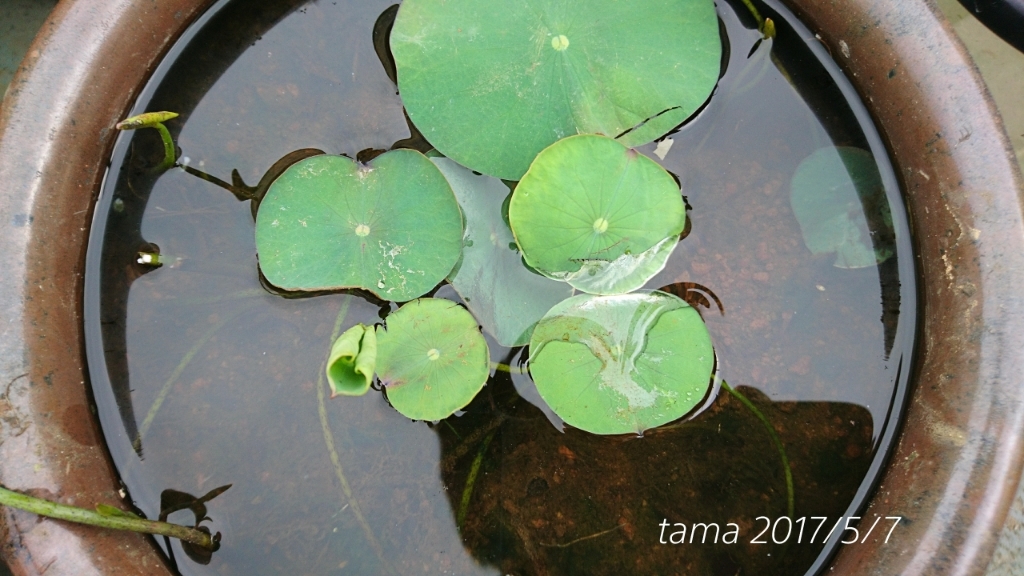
xmin=1 ymin=0 xmax=1023 ymax=574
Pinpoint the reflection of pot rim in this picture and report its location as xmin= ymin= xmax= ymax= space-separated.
xmin=1 ymin=0 xmax=1023 ymax=574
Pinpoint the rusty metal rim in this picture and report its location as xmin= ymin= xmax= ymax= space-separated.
xmin=1 ymin=0 xmax=1023 ymax=574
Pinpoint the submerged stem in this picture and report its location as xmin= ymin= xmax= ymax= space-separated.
xmin=316 ymin=298 xmax=391 ymax=572
xmin=457 ymin=430 xmax=494 ymax=530
xmin=721 ymin=380 xmax=795 ymax=518
xmin=0 ymin=485 xmax=216 ymax=549
xmin=135 ymin=309 xmax=242 ymax=451
xmin=541 ymin=523 xmax=624 ymax=548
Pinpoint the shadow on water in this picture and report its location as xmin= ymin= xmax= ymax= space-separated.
xmin=437 ymin=377 xmax=874 ymax=576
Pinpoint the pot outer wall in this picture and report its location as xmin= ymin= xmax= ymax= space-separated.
xmin=0 ymin=0 xmax=1022 ymax=575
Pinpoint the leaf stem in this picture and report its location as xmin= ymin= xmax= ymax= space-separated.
xmin=738 ymin=0 xmax=776 ymax=39
xmin=153 ymin=123 xmax=177 ymax=172
xmin=0 ymin=485 xmax=216 ymax=549
xmin=490 ymin=361 xmax=527 ymax=375
xmin=720 ymin=380 xmax=794 ymax=517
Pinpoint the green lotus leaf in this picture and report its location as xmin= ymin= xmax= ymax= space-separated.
xmin=376 ymin=298 xmax=490 ymax=421
xmin=432 ymin=157 xmax=574 ymax=346
xmin=326 ymin=323 xmax=377 ymax=397
xmin=790 ymin=146 xmax=895 ymax=269
xmin=509 ymin=135 xmax=685 ymax=295
xmin=529 ymin=291 xmax=714 ymax=435
xmin=391 ymin=0 xmax=722 ymax=179
xmin=255 ymin=151 xmax=464 ymax=301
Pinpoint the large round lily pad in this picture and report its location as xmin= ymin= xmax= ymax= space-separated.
xmin=529 ymin=291 xmax=714 ymax=435
xmin=376 ymin=298 xmax=490 ymax=421
xmin=391 ymin=0 xmax=722 ymax=179
xmin=255 ymin=151 xmax=464 ymax=301
xmin=509 ymin=135 xmax=685 ymax=294
xmin=790 ymin=146 xmax=894 ymax=269
xmin=432 ymin=157 xmax=574 ymax=346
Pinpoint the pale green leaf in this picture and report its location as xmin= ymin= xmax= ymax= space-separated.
xmin=432 ymin=157 xmax=573 ymax=346
xmin=327 ymin=324 xmax=377 ymax=397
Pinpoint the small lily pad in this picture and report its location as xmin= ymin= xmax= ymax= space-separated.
xmin=326 ymin=324 xmax=377 ymax=397
xmin=255 ymin=151 xmax=464 ymax=301
xmin=509 ymin=135 xmax=685 ymax=294
xmin=391 ymin=0 xmax=722 ymax=179
xmin=376 ymin=298 xmax=490 ymax=421
xmin=432 ymin=157 xmax=574 ymax=346
xmin=790 ymin=146 xmax=895 ymax=269
xmin=529 ymin=291 xmax=714 ymax=435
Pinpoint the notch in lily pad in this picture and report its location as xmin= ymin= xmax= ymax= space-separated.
xmin=255 ymin=150 xmax=464 ymax=302
xmin=790 ymin=146 xmax=895 ymax=269
xmin=326 ymin=324 xmax=377 ymax=397
xmin=529 ymin=291 xmax=714 ymax=435
xmin=509 ymin=135 xmax=686 ymax=295
xmin=375 ymin=298 xmax=490 ymax=421
xmin=390 ymin=0 xmax=722 ymax=179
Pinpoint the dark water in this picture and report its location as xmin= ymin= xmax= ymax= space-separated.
xmin=83 ymin=0 xmax=917 ymax=574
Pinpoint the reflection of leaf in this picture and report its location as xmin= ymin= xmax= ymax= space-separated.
xmin=255 ymin=151 xmax=463 ymax=301
xmin=790 ymin=146 xmax=894 ymax=268
xmin=391 ymin=0 xmax=721 ymax=179
xmin=376 ymin=299 xmax=490 ymax=421
xmin=432 ymin=158 xmax=573 ymax=346
xmin=326 ymin=324 xmax=377 ymax=396
xmin=159 ymin=484 xmax=232 ymax=525
xmin=529 ymin=291 xmax=714 ymax=435
xmin=509 ymin=135 xmax=685 ymax=295
xmin=159 ymin=484 xmax=231 ymax=565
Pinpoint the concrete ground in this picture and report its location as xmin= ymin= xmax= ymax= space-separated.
xmin=0 ymin=3 xmax=56 ymax=575
xmin=0 ymin=0 xmax=57 ymax=102
xmin=936 ymin=0 xmax=1024 ymax=175
xmin=0 ymin=0 xmax=1022 ymax=574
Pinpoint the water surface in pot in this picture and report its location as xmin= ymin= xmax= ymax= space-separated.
xmin=84 ymin=0 xmax=917 ymax=573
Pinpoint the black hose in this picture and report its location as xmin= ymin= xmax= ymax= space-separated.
xmin=957 ymin=0 xmax=1024 ymax=53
